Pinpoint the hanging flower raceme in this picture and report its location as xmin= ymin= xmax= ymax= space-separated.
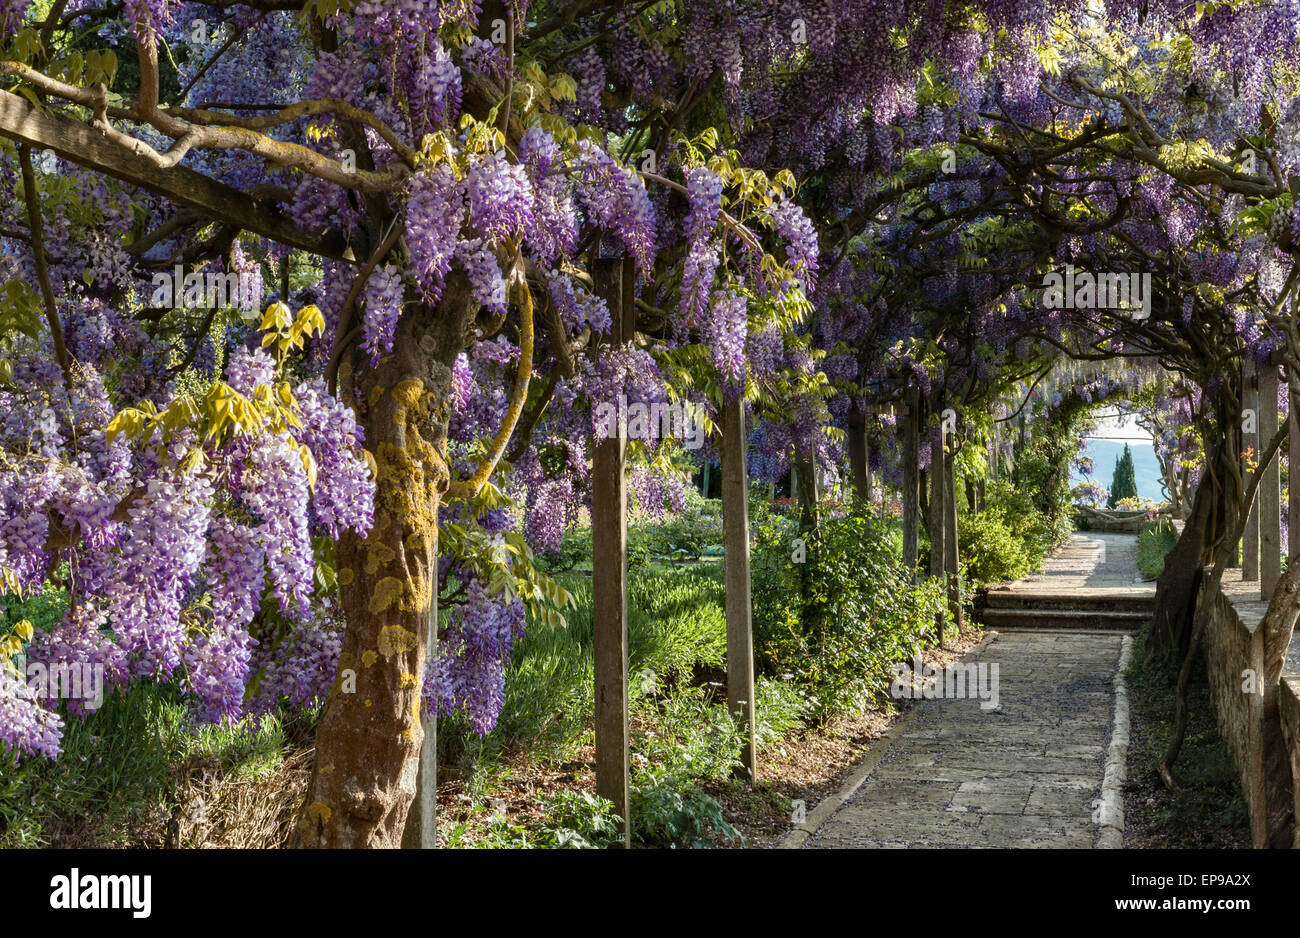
xmin=406 ymin=166 xmax=465 ymax=304
xmin=0 ymin=303 xmax=375 ymax=756
xmin=468 ymin=151 xmax=536 ymax=243
xmin=422 ymin=575 xmax=527 ymax=734
xmin=361 ymin=264 xmax=406 ymax=366
xmin=708 ymin=289 xmax=749 ymax=396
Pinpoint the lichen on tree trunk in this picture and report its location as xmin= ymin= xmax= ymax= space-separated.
xmin=291 ymin=278 xmax=474 ymax=848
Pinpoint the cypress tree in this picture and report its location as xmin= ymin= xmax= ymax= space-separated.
xmin=1107 ymin=443 xmax=1138 ymax=507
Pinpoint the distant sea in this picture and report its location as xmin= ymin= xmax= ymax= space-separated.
xmin=1069 ymin=438 xmax=1164 ymax=501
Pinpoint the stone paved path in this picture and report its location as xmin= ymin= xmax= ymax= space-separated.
xmin=800 ymin=534 xmax=1142 ymax=849
xmin=1012 ymin=532 xmax=1150 ymax=591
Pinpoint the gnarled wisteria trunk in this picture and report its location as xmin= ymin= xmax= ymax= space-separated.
xmin=1256 ymin=559 xmax=1300 ymax=847
xmin=292 ymin=282 xmax=473 ymax=848
xmin=1151 ymin=430 xmax=1241 ymax=666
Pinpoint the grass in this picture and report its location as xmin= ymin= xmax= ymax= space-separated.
xmin=0 ymin=682 xmax=308 ymax=848
xmin=1137 ymin=518 xmax=1179 ymax=580
xmin=441 ymin=563 xmax=735 ymax=781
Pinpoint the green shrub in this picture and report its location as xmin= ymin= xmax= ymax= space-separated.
xmin=750 ymin=501 xmax=943 ymax=721
xmin=630 ymin=780 xmax=742 ymax=848
xmin=440 ymin=807 xmax=546 ymax=849
xmin=753 ymin=676 xmax=815 ymax=748
xmin=1010 ymin=424 xmax=1079 ymax=546
xmin=629 ymin=498 xmax=723 ymax=562
xmin=451 ymin=572 xmax=595 ymax=767
xmin=536 ymin=790 xmax=624 ymax=848
xmin=535 ymin=526 xmax=592 ymax=573
xmin=960 ymin=486 xmax=1050 ymax=585
xmin=1137 ymin=518 xmax=1179 ymax=580
xmin=448 ymin=564 xmax=732 ymax=773
xmin=631 ymin=682 xmax=745 ymax=783
xmin=628 ymin=566 xmax=727 ymax=682
xmin=959 ymin=479 xmax=1055 ymax=586
xmin=959 ymin=506 xmax=1034 ymax=585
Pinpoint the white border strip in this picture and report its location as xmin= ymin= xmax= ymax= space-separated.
xmin=1097 ymin=634 xmax=1133 ymax=848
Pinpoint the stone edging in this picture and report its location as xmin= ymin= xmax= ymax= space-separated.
xmin=778 ymin=630 xmax=1001 ymax=849
xmin=1096 ymin=633 xmax=1133 ymax=848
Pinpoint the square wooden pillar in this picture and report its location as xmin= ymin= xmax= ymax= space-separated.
xmin=1260 ymin=363 xmax=1281 ymax=599
xmin=1243 ymin=356 xmax=1260 ymax=580
xmin=591 ymin=257 xmax=634 ymax=845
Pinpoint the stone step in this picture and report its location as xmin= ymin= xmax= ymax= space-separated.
xmin=984 ymin=589 xmax=1155 ymax=614
xmin=979 ymin=607 xmax=1148 ymax=631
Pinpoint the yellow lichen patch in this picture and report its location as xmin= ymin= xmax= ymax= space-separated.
xmin=374 ymin=443 xmax=435 ymax=524
xmin=321 ymin=764 xmax=334 ymax=774
xmin=377 ymin=624 xmax=418 ymax=657
xmin=399 ymin=671 xmax=418 ymax=689
xmin=338 ymin=567 xmax=354 ymax=586
xmin=363 ymin=541 xmax=397 ymax=575
xmin=406 ymin=575 xmax=432 ymax=613
xmin=368 ymin=385 xmax=386 ymax=410
xmin=401 ymin=726 xmax=416 ymax=743
xmin=364 ymin=699 xmax=373 ymax=707
xmin=361 ymin=648 xmax=379 ymax=669
xmin=306 ymin=802 xmax=332 ymax=824
xmin=405 ymin=531 xmax=427 ymax=554
xmin=369 ymin=576 xmax=405 ymax=614
xmin=392 ymin=378 xmax=425 ymax=411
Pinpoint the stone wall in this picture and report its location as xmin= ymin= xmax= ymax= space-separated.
xmin=1202 ymin=570 xmax=1300 ymax=847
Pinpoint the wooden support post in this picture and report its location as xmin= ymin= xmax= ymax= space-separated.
xmin=902 ymin=390 xmax=920 ymax=576
xmin=928 ymin=421 xmax=947 ymax=646
xmin=848 ymin=409 xmax=869 ymax=504
xmin=591 ymin=258 xmax=632 ymax=846
xmin=1260 ymin=363 xmax=1282 ymax=599
xmin=1244 ymin=357 xmax=1260 ymax=580
xmin=866 ymin=433 xmax=878 ymax=509
xmin=1293 ymin=299 xmax=1300 ymax=568
xmin=401 ymin=587 xmax=438 ymax=848
xmin=794 ymin=450 xmax=817 ymax=530
xmin=988 ymin=425 xmax=1000 ymax=483
xmin=721 ymin=396 xmax=757 ymax=783
xmin=702 ymin=461 xmax=711 ymax=498
xmin=1246 ymin=625 xmax=1268 ymax=847
xmin=928 ymin=423 xmax=946 ymax=578
xmin=944 ymin=441 xmax=964 ymax=639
